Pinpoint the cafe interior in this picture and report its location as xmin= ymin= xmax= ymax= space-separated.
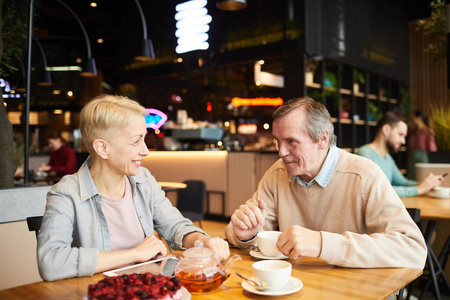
xmin=0 ymin=0 xmax=449 ymax=299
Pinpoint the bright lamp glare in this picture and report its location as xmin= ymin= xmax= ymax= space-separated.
xmin=175 ymin=24 xmax=209 ymax=38
xmin=175 ymin=0 xmax=211 ymax=54
xmin=177 ymin=33 xmax=209 ymax=45
xmin=175 ymin=7 xmax=207 ymax=21
xmin=176 ymin=14 xmax=211 ymax=29
xmin=175 ymin=0 xmax=207 ymax=12
xmin=176 ymin=42 xmax=209 ymax=54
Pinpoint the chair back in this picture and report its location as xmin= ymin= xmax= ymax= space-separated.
xmin=26 ymin=216 xmax=43 ymax=240
xmin=177 ymin=180 xmax=206 ymax=221
xmin=406 ymin=208 xmax=421 ymax=224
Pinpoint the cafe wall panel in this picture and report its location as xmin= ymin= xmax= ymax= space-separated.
xmin=257 ymin=153 xmax=280 ymax=180
xmin=227 ymin=152 xmax=258 ymax=215
xmin=409 ymin=23 xmax=449 ymax=113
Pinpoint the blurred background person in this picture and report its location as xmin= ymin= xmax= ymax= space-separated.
xmin=38 ymin=131 xmax=77 ymax=178
xmin=357 ymin=111 xmax=443 ymax=197
xmin=407 ymin=110 xmax=437 ymax=180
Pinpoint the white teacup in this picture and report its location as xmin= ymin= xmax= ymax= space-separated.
xmin=433 ymin=186 xmax=450 ymax=198
xmin=257 ymin=231 xmax=282 ymax=257
xmin=252 ymin=260 xmax=292 ymax=291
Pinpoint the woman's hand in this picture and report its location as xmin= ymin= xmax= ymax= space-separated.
xmin=133 ymin=235 xmax=168 ymax=262
xmin=96 ymin=235 xmax=168 ymax=274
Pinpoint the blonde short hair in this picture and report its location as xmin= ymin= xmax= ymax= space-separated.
xmin=80 ymin=94 xmax=148 ymax=154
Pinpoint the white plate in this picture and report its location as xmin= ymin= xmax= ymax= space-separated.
xmin=249 ymin=250 xmax=289 ymax=260
xmin=242 ymin=276 xmax=303 ymax=296
xmin=428 ymin=191 xmax=450 ymax=199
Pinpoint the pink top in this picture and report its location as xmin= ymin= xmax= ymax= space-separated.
xmin=408 ymin=128 xmax=438 ymax=152
xmin=101 ymin=176 xmax=145 ymax=251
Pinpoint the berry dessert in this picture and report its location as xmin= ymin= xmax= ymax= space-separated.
xmin=88 ymin=273 xmax=183 ymax=300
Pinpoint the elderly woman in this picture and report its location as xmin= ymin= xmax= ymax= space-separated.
xmin=37 ymin=94 xmax=229 ymax=281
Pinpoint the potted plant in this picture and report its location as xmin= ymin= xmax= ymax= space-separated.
xmin=368 ymin=102 xmax=382 ymax=122
xmin=430 ymin=105 xmax=450 ymax=150
xmin=353 ymin=69 xmax=365 ymax=94
xmin=305 ymin=58 xmax=319 ymax=85
xmin=415 ymin=0 xmax=446 ymax=60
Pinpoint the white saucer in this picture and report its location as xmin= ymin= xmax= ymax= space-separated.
xmin=428 ymin=192 xmax=450 ymax=199
xmin=242 ymin=276 xmax=303 ymax=296
xmin=249 ymin=250 xmax=289 ymax=260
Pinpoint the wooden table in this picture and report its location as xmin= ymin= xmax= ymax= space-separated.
xmin=401 ymin=195 xmax=450 ymax=221
xmin=401 ymin=195 xmax=450 ymax=299
xmin=0 ymin=248 xmax=422 ymax=300
xmin=158 ymin=181 xmax=187 ymax=192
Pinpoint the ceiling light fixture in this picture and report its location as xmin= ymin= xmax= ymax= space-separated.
xmin=134 ymin=0 xmax=155 ymax=61
xmin=33 ymin=35 xmax=52 ymax=86
xmin=175 ymin=0 xmax=211 ymax=54
xmin=46 ymin=66 xmax=83 ymax=72
xmin=56 ymin=0 xmax=97 ymax=77
xmin=217 ymin=0 xmax=246 ymax=11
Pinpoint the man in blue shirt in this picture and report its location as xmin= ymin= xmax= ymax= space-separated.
xmin=357 ymin=111 xmax=443 ymax=197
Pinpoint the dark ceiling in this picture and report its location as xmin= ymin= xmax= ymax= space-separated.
xmin=25 ymin=0 xmax=434 ymax=92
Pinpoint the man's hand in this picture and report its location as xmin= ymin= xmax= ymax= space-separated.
xmin=133 ymin=236 xmax=168 ymax=262
xmin=277 ymin=225 xmax=322 ymax=259
xmin=198 ymin=236 xmax=230 ymax=261
xmin=416 ymin=173 xmax=443 ymax=195
xmin=230 ymin=199 xmax=266 ymax=241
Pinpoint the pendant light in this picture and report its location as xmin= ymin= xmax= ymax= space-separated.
xmin=217 ymin=0 xmax=247 ymax=11
xmin=55 ymin=0 xmax=97 ymax=77
xmin=134 ymin=0 xmax=155 ymax=61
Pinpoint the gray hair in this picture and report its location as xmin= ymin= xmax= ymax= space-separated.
xmin=272 ymin=97 xmax=337 ymax=147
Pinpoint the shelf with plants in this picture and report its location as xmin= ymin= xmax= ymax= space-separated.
xmin=305 ymin=58 xmax=404 ymax=156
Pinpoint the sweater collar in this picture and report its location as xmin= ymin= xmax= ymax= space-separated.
xmin=289 ymin=145 xmax=338 ymax=188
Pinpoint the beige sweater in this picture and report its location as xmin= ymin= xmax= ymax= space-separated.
xmin=226 ymin=149 xmax=427 ymax=269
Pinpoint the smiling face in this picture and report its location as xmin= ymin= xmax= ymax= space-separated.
xmin=272 ymin=107 xmax=329 ymax=182
xmin=105 ymin=114 xmax=150 ymax=176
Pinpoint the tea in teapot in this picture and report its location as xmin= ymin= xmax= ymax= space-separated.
xmin=174 ymin=240 xmax=241 ymax=293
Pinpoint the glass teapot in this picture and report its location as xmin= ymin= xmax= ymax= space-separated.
xmin=174 ymin=240 xmax=241 ymax=293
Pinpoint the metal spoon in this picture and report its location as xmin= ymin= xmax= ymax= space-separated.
xmin=235 ymin=272 xmax=270 ymax=291
xmin=248 ymin=245 xmax=260 ymax=252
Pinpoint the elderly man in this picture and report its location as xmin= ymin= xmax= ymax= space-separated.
xmin=226 ymin=97 xmax=426 ymax=269
xmin=357 ymin=111 xmax=442 ymax=197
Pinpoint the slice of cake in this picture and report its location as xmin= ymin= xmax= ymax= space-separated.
xmin=88 ymin=273 xmax=183 ymax=300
